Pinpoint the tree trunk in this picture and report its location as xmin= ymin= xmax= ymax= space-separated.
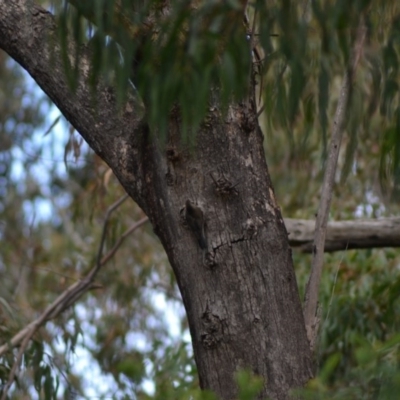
xmin=0 ymin=1 xmax=313 ymax=399
xmin=155 ymin=97 xmax=314 ymax=399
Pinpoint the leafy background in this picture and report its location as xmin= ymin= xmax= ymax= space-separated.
xmin=1 ymin=0 xmax=400 ymax=398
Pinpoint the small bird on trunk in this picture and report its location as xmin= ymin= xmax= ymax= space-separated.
xmin=185 ymin=200 xmax=207 ymax=250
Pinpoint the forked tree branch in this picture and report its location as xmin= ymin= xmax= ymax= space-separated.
xmin=303 ymin=17 xmax=368 ymax=348
xmin=0 ymin=195 xmax=148 ymax=399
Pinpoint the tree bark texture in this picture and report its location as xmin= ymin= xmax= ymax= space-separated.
xmin=0 ymin=2 xmax=313 ymax=399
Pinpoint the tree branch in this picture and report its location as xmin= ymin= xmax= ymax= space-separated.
xmin=285 ymin=217 xmax=400 ymax=252
xmin=303 ymin=17 xmax=368 ymax=348
xmin=0 ymin=0 xmax=146 ymax=205
xmin=0 ymin=197 xmax=147 ymax=397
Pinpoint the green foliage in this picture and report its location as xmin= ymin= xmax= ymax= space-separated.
xmin=257 ymin=0 xmax=400 ymax=203
xmin=49 ymin=0 xmax=400 ymax=189
xmin=54 ymin=0 xmax=251 ymax=137
xmin=3 ymin=0 xmax=400 ymax=399
xmin=293 ymin=247 xmax=400 ymax=399
xmin=299 ymin=334 xmax=400 ymax=399
xmin=235 ymin=370 xmax=264 ymax=400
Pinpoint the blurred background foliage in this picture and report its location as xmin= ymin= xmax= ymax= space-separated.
xmin=1 ymin=0 xmax=400 ymax=399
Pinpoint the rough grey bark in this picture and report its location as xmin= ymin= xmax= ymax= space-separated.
xmin=286 ymin=218 xmax=400 ymax=252
xmin=0 ymin=1 xmax=313 ymax=399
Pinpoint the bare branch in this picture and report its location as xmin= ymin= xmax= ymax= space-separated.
xmin=100 ymin=216 xmax=148 ymax=266
xmin=303 ymin=17 xmax=368 ymax=347
xmin=96 ymin=194 xmax=129 ymax=270
xmin=0 ymin=195 xmax=147 ymax=396
xmin=286 ymin=217 xmax=400 ymax=252
xmin=0 ymin=0 xmax=145 ymax=201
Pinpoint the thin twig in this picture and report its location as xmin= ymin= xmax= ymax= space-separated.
xmin=324 ymin=243 xmax=348 ymax=326
xmin=257 ymin=104 xmax=265 ymax=117
xmin=100 ymin=217 xmax=148 ymax=266
xmin=0 ymin=334 xmax=31 ymax=400
xmin=303 ymin=17 xmax=367 ymax=347
xmin=96 ymin=194 xmax=129 ymax=270
xmin=0 ymin=194 xmax=147 ymax=398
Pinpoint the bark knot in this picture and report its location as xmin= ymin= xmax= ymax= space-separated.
xmin=166 ymin=146 xmax=180 ymax=162
xmin=201 ymin=307 xmax=223 ymax=349
xmin=210 ymin=171 xmax=239 ymax=196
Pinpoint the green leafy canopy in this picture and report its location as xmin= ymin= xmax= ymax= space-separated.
xmin=55 ymin=0 xmax=252 ymax=137
xmin=53 ymin=0 xmax=400 ymax=193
